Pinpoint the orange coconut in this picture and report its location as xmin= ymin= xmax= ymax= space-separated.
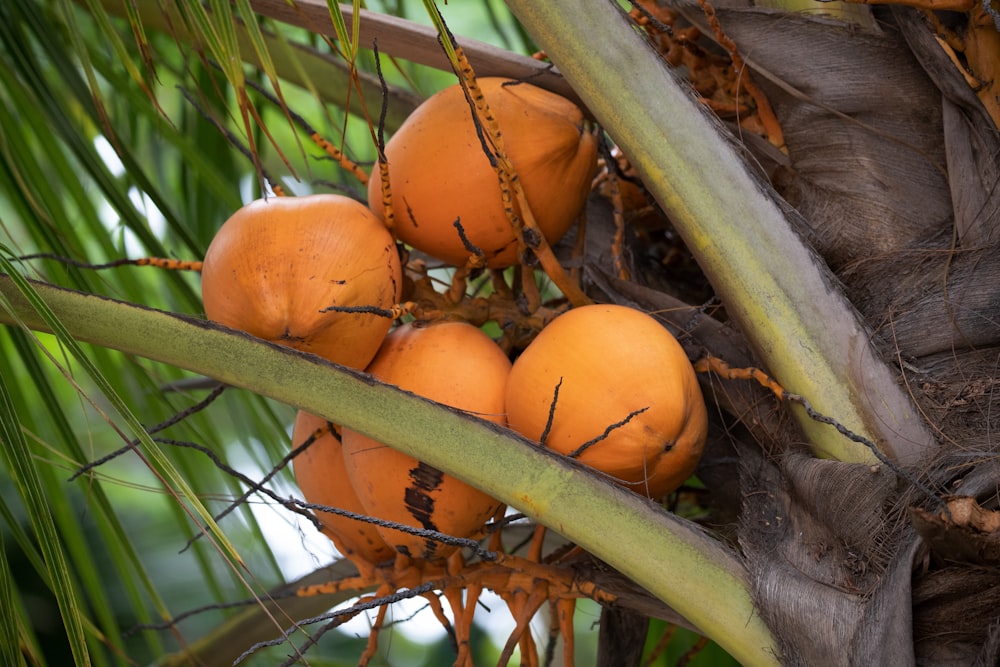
xmin=292 ymin=410 xmax=395 ymax=569
xmin=505 ymin=304 xmax=707 ymax=499
xmin=201 ymin=194 xmax=401 ymax=370
xmin=341 ymin=321 xmax=509 ymax=560
xmin=368 ymin=77 xmax=597 ymax=268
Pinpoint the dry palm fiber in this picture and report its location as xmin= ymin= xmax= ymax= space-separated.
xmin=663 ymin=1 xmax=953 ymax=270
xmin=739 ymin=448 xmax=921 ymax=666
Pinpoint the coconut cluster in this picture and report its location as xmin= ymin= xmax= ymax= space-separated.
xmin=200 ymin=78 xmax=706 ymax=572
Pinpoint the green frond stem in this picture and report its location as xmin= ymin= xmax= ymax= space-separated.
xmin=0 ymin=275 xmax=780 ymax=667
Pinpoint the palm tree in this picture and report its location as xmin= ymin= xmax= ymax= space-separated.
xmin=1 ymin=1 xmax=997 ymax=665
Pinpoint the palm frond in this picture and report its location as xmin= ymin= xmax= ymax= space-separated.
xmin=0 ymin=338 xmax=91 ymax=665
